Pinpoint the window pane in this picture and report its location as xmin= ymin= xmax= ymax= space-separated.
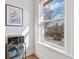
xmin=43 ymin=0 xmax=64 ymax=20
xmin=43 ymin=18 xmax=64 ymax=46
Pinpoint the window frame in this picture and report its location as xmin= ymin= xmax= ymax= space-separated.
xmin=38 ymin=0 xmax=73 ymax=58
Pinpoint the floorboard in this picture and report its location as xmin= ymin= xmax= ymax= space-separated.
xmin=26 ymin=54 xmax=39 ymax=59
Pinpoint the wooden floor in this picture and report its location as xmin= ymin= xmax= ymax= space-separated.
xmin=26 ymin=54 xmax=39 ymax=59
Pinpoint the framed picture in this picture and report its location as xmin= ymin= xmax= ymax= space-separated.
xmin=5 ymin=4 xmax=23 ymax=26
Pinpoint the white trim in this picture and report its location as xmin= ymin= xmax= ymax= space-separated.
xmin=26 ymin=52 xmax=34 ymax=56
xmin=38 ymin=41 xmax=73 ymax=58
xmin=39 ymin=17 xmax=64 ymax=26
xmin=39 ymin=17 xmax=64 ymax=23
xmin=35 ymin=51 xmax=44 ymax=59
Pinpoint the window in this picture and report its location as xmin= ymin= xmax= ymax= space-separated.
xmin=38 ymin=0 xmax=73 ymax=57
xmin=39 ymin=0 xmax=64 ymax=47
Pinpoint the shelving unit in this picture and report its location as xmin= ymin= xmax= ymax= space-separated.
xmin=5 ymin=36 xmax=26 ymax=59
xmin=6 ymin=43 xmax=26 ymax=59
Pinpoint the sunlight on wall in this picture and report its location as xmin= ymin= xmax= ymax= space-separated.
xmin=25 ymin=35 xmax=29 ymax=49
xmin=22 ymin=26 xmax=29 ymax=49
xmin=22 ymin=26 xmax=29 ymax=36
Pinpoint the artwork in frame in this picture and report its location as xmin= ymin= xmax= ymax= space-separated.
xmin=5 ymin=4 xmax=23 ymax=26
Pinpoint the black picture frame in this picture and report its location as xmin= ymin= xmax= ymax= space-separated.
xmin=5 ymin=4 xmax=23 ymax=26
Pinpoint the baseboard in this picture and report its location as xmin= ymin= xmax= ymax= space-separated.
xmin=26 ymin=51 xmax=42 ymax=59
xmin=34 ymin=51 xmax=43 ymax=59
xmin=26 ymin=52 xmax=34 ymax=57
xmin=26 ymin=51 xmax=41 ymax=59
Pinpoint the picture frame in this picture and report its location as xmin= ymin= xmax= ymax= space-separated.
xmin=5 ymin=4 xmax=23 ymax=26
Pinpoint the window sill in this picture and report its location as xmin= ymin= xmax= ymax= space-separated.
xmin=38 ymin=41 xmax=73 ymax=58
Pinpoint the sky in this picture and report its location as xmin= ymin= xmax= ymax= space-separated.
xmin=43 ymin=0 xmax=64 ymax=20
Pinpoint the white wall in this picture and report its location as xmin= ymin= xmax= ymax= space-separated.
xmin=34 ymin=0 xmax=74 ymax=59
xmin=5 ymin=0 xmax=35 ymax=56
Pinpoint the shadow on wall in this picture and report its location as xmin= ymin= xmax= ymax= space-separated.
xmin=22 ymin=26 xmax=29 ymax=49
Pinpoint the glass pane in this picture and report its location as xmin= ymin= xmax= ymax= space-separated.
xmin=43 ymin=0 xmax=64 ymax=20
xmin=43 ymin=19 xmax=64 ymax=46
